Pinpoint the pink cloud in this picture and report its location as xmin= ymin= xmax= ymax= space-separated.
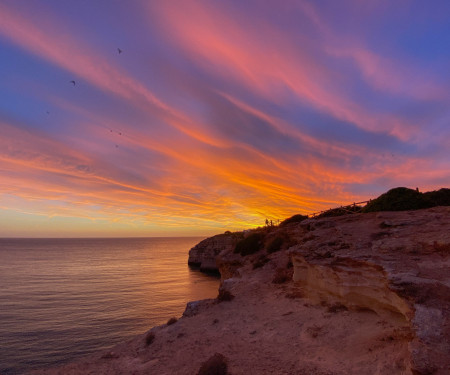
xmin=147 ymin=0 xmax=422 ymax=140
xmin=0 ymin=1 xmax=447 ymax=235
xmin=326 ymin=46 xmax=448 ymax=102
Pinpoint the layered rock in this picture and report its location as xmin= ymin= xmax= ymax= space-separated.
xmin=291 ymin=255 xmax=412 ymax=319
xmin=188 ymin=233 xmax=238 ymax=274
xmin=198 ymin=207 xmax=450 ymax=374
xmin=288 ymin=207 xmax=450 ymax=374
xmin=30 ymin=207 xmax=450 ymax=375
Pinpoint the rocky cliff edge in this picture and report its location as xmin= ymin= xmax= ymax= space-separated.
xmin=31 ymin=207 xmax=449 ymax=375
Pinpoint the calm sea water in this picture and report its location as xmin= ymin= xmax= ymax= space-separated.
xmin=0 ymin=237 xmax=219 ymax=374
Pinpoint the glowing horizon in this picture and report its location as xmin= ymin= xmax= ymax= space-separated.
xmin=0 ymin=0 xmax=449 ymax=237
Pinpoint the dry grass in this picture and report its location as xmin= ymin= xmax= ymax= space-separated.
xmin=279 ymin=214 xmax=308 ymax=227
xmin=234 ymin=232 xmax=264 ymax=256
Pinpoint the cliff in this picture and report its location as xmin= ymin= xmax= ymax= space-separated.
xmin=188 ymin=233 xmax=238 ymax=273
xmin=30 ymin=206 xmax=449 ymax=375
xmin=288 ymin=208 xmax=450 ymax=374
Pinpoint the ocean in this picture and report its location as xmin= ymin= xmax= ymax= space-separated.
xmin=0 ymin=237 xmax=219 ymax=374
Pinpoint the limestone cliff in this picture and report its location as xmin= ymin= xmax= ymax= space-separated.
xmin=31 ymin=207 xmax=449 ymax=375
xmin=188 ymin=233 xmax=239 ymax=273
xmin=287 ymin=207 xmax=450 ymax=374
xmin=192 ymin=207 xmax=450 ymax=374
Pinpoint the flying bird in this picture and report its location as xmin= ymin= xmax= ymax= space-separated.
xmin=117 ymin=48 xmax=122 ymax=54
xmin=70 ymin=80 xmax=76 ymax=86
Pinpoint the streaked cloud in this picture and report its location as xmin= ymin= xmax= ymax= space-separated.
xmin=0 ymin=0 xmax=448 ymax=236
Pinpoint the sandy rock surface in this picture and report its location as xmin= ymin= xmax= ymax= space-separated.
xmin=29 ymin=207 xmax=450 ymax=375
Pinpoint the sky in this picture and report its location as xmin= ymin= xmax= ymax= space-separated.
xmin=0 ymin=0 xmax=449 ymax=237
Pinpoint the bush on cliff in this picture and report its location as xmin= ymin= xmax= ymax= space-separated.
xmin=234 ymin=232 xmax=264 ymax=256
xmin=316 ymin=204 xmax=363 ymax=218
xmin=217 ymin=230 xmax=244 ymax=239
xmin=266 ymin=235 xmax=284 ymax=253
xmin=279 ymin=214 xmax=308 ymax=227
xmin=273 ymin=187 xmax=449 ymax=225
xmin=423 ymin=188 xmax=450 ymax=207
xmin=362 ymin=187 xmax=431 ymax=213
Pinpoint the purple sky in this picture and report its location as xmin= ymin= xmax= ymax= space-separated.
xmin=0 ymin=0 xmax=449 ymax=237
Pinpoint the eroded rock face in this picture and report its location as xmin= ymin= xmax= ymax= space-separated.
xmin=31 ymin=207 xmax=449 ymax=375
xmin=195 ymin=208 xmax=450 ymax=373
xmin=188 ymin=233 xmax=238 ymax=273
xmin=289 ymin=207 xmax=450 ymax=374
xmin=291 ymin=255 xmax=412 ymax=320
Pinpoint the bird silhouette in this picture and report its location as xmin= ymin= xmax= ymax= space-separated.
xmin=118 ymin=48 xmax=122 ymax=54
xmin=46 ymin=111 xmax=50 ymax=115
xmin=70 ymin=80 xmax=76 ymax=86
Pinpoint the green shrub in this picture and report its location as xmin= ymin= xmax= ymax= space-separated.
xmin=266 ymin=235 xmax=284 ymax=253
xmin=423 ymin=188 xmax=450 ymax=206
xmin=316 ymin=204 xmax=362 ymax=218
xmin=234 ymin=232 xmax=264 ymax=256
xmin=279 ymin=214 xmax=308 ymax=227
xmin=362 ymin=187 xmax=431 ymax=213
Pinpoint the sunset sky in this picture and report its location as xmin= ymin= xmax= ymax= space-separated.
xmin=0 ymin=1 xmax=449 ymax=237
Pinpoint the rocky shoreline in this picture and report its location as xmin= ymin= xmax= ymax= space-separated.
xmin=30 ymin=206 xmax=449 ymax=374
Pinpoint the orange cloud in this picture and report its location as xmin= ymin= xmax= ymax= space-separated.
xmin=0 ymin=1 xmax=447 ymax=237
xmin=147 ymin=0 xmax=445 ymax=142
xmin=145 ymin=2 xmax=385 ymax=136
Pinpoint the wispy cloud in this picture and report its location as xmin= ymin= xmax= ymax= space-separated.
xmin=0 ymin=0 xmax=448 ymax=236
